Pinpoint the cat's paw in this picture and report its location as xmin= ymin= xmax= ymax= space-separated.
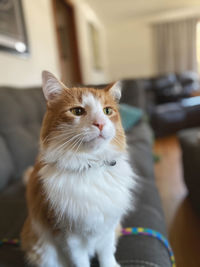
xmin=115 ymin=263 xmax=121 ymax=267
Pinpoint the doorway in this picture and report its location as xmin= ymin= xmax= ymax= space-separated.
xmin=52 ymin=0 xmax=82 ymax=86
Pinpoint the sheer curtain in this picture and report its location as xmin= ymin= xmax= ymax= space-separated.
xmin=153 ymin=18 xmax=199 ymax=74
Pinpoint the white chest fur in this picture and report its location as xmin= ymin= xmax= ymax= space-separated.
xmin=40 ymin=152 xmax=135 ymax=235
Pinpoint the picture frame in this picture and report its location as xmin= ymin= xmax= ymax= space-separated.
xmin=0 ymin=0 xmax=29 ymax=55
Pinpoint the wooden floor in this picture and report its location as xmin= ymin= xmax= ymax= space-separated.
xmin=154 ymin=136 xmax=200 ymax=267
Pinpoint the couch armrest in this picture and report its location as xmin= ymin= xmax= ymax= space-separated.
xmin=116 ymin=122 xmax=171 ymax=267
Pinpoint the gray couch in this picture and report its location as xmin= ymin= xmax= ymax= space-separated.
xmin=0 ymin=85 xmax=171 ymax=266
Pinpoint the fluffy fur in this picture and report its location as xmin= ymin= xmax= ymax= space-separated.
xmin=21 ymin=71 xmax=136 ymax=267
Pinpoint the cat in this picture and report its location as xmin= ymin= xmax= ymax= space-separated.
xmin=21 ymin=71 xmax=136 ymax=267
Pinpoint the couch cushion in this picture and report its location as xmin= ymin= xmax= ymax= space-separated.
xmin=150 ymin=102 xmax=187 ymax=137
xmin=1 ymin=124 xmax=40 ymax=178
xmin=153 ymin=74 xmax=183 ymax=104
xmin=119 ymin=104 xmax=143 ymax=131
xmin=117 ymin=122 xmax=170 ymax=266
xmin=0 ymin=180 xmax=28 ymax=267
xmin=0 ymin=88 xmax=45 ymax=128
xmin=177 ymin=71 xmax=200 ymax=96
xmin=0 ymin=87 xmax=46 ymax=184
xmin=0 ymin=136 xmax=14 ymax=191
xmin=178 ymin=128 xmax=200 ymax=215
xmin=120 ymin=80 xmax=147 ymax=109
xmin=0 ymin=180 xmax=26 ymax=239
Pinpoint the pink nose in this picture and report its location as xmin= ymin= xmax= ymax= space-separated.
xmin=93 ymin=122 xmax=104 ymax=131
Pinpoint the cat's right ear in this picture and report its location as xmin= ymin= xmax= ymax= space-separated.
xmin=42 ymin=71 xmax=65 ymax=102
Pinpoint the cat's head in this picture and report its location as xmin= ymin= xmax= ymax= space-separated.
xmin=40 ymin=71 xmax=125 ymax=155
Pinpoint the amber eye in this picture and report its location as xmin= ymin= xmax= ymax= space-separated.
xmin=70 ymin=107 xmax=85 ymax=116
xmin=103 ymin=107 xmax=113 ymax=116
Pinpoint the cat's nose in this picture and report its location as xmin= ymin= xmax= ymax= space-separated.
xmin=93 ymin=122 xmax=104 ymax=131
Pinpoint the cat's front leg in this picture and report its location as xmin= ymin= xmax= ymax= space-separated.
xmin=66 ymin=234 xmax=90 ymax=267
xmin=96 ymin=229 xmax=121 ymax=267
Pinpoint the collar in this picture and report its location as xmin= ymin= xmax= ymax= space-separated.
xmin=88 ymin=160 xmax=116 ymax=168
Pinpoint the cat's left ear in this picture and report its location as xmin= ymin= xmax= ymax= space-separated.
xmin=42 ymin=71 xmax=66 ymax=102
xmin=105 ymin=81 xmax=122 ymax=102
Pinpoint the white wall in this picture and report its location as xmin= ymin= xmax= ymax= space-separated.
xmin=107 ymin=20 xmax=156 ymax=81
xmin=0 ymin=0 xmax=60 ymax=87
xmin=73 ymin=0 xmax=109 ymax=84
xmin=107 ymin=8 xmax=200 ymax=81
xmin=0 ymin=0 xmax=109 ymax=87
xmin=1 ymin=0 xmax=199 ymax=86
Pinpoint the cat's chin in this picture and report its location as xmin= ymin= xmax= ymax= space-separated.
xmin=81 ymin=135 xmax=110 ymax=152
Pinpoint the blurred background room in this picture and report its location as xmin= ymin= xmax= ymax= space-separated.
xmin=1 ymin=0 xmax=200 ymax=266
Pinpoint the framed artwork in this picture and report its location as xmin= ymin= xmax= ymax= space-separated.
xmin=0 ymin=0 xmax=29 ymax=55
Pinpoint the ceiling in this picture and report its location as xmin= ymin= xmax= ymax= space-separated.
xmin=84 ymin=0 xmax=200 ymax=25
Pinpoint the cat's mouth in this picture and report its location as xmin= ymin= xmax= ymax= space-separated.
xmin=83 ymin=133 xmax=106 ymax=143
xmin=98 ymin=133 xmax=105 ymax=139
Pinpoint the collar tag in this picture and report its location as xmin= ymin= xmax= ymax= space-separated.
xmin=104 ymin=160 xmax=116 ymax=166
xmin=88 ymin=160 xmax=116 ymax=169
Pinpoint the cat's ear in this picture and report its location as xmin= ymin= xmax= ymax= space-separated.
xmin=105 ymin=81 xmax=122 ymax=102
xmin=42 ymin=71 xmax=66 ymax=101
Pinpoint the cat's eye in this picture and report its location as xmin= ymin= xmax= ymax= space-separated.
xmin=70 ymin=107 xmax=85 ymax=116
xmin=103 ymin=107 xmax=113 ymax=116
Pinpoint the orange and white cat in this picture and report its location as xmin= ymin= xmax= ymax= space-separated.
xmin=21 ymin=71 xmax=135 ymax=267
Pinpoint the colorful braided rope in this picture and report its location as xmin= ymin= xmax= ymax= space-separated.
xmin=0 ymin=238 xmax=20 ymax=246
xmin=1 ymin=229 xmax=175 ymax=267
xmin=121 ymin=227 xmax=176 ymax=267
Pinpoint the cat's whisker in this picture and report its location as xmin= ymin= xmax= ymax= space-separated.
xmin=52 ymin=133 xmax=84 ymax=152
xmin=67 ymin=136 xmax=83 ymax=153
xmin=114 ymin=136 xmax=123 ymax=143
xmin=50 ymin=130 xmax=91 ymax=157
xmin=113 ymin=137 xmax=122 ymax=146
xmin=116 ymin=132 xmax=126 ymax=137
xmin=69 ymin=132 xmax=89 ymax=151
xmin=56 ymin=132 xmax=83 ymax=143
xmin=67 ymin=131 xmax=91 ymax=157
xmin=43 ymin=134 xmax=51 ymax=143
xmin=71 ymin=133 xmax=89 ymax=155
xmin=52 ymin=126 xmax=81 ymax=134
xmin=70 ymin=137 xmax=84 ymax=156
xmin=57 ymin=129 xmax=80 ymax=135
xmin=51 ymin=137 xmax=77 ymax=152
xmin=48 ymin=131 xmax=79 ymax=141
xmin=75 ymin=138 xmax=84 ymax=154
xmin=53 ymin=130 xmax=97 ymax=153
